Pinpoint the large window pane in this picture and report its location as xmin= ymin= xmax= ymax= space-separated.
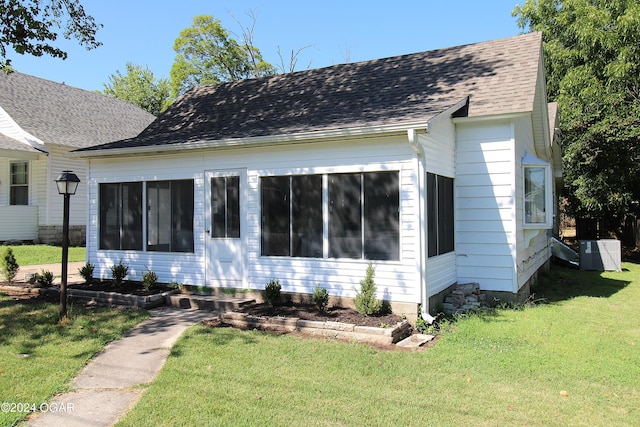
xmin=329 ymin=173 xmax=362 ymax=259
xmin=211 ymin=176 xmax=240 ymax=238
xmin=292 ymin=175 xmax=323 ymax=257
xmin=147 ymin=180 xmax=194 ymax=252
xmin=364 ymin=172 xmax=399 ymax=260
xmin=99 ymin=183 xmax=120 ymax=250
xmin=261 ymin=176 xmax=290 ymax=256
xmin=428 ymin=173 xmax=454 ymax=257
xmin=99 ymin=182 xmax=142 ymax=250
xmin=121 ymin=183 xmax=143 ymax=250
xmin=10 ymin=162 xmax=28 ymax=205
xmin=525 ymin=167 xmax=546 ymax=224
xmin=171 ymin=180 xmax=194 ymax=252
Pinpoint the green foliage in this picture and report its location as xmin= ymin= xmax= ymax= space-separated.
xmin=513 ymin=0 xmax=640 ymax=229
xmin=79 ymin=262 xmax=94 ymax=284
xmin=0 ymin=0 xmax=102 ymax=71
xmin=110 ymin=260 xmax=129 ymax=287
xmin=264 ymin=279 xmax=281 ymax=306
xmin=170 ymin=14 xmax=276 ymax=98
xmin=1 ymin=247 xmax=19 ymax=283
xmin=312 ymin=285 xmax=329 ymax=312
xmin=34 ymin=269 xmax=54 ymax=287
xmin=103 ymin=62 xmax=172 ymax=115
xmin=354 ymin=263 xmax=382 ymax=316
xmin=142 ymin=268 xmax=158 ymax=291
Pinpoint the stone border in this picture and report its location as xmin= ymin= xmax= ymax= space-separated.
xmin=68 ymin=288 xmax=177 ymax=309
xmin=221 ymin=312 xmax=413 ymax=346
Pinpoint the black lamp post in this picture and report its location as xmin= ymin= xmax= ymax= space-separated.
xmin=55 ymin=170 xmax=80 ymax=320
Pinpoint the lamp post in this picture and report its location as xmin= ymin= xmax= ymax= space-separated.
xmin=55 ymin=170 xmax=80 ymax=320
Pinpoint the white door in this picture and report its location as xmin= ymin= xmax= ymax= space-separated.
xmin=205 ymin=170 xmax=245 ymax=287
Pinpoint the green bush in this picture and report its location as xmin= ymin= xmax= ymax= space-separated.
xmin=78 ymin=263 xmax=94 ymax=285
xmin=1 ymin=247 xmax=19 ymax=283
xmin=265 ymin=279 xmax=281 ymax=306
xmin=312 ymin=285 xmax=329 ymax=312
xmin=110 ymin=260 xmax=129 ymax=287
xmin=354 ymin=262 xmax=382 ymax=316
xmin=34 ymin=269 xmax=54 ymax=288
xmin=142 ymin=269 xmax=158 ymax=291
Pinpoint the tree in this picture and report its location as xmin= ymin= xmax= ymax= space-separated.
xmin=514 ymin=0 xmax=640 ymax=239
xmin=103 ymin=62 xmax=171 ymax=115
xmin=0 ymin=0 xmax=101 ymax=71
xmin=169 ymin=14 xmax=276 ymax=98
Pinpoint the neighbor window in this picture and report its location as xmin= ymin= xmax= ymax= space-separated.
xmin=99 ymin=180 xmax=194 ymax=252
xmin=147 ymin=180 xmax=194 ymax=252
xmin=523 ymin=153 xmax=552 ymax=228
xmin=10 ymin=161 xmax=29 ymax=205
xmin=261 ymin=171 xmax=399 ymax=261
xmin=427 ymin=173 xmax=454 ymax=257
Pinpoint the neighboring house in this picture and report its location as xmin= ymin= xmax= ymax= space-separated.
xmin=0 ymin=72 xmax=155 ymax=244
xmin=73 ymin=32 xmax=562 ymax=318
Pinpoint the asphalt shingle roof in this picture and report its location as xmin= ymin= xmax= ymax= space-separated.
xmin=79 ymin=32 xmax=542 ymax=153
xmin=0 ymin=72 xmax=156 ymax=149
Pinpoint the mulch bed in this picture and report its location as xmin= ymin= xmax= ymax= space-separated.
xmin=236 ymin=301 xmax=403 ymax=328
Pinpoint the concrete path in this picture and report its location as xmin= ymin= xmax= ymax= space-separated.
xmin=25 ymin=308 xmax=215 ymax=427
xmin=18 ymin=262 xmax=86 ymax=284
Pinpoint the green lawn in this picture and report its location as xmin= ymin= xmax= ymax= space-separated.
xmin=0 ymin=299 xmax=148 ymax=426
xmin=0 ymin=244 xmax=85 ymax=266
xmin=117 ymin=263 xmax=640 ymax=427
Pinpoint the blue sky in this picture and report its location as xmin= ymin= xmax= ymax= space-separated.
xmin=6 ymin=0 xmax=525 ymax=92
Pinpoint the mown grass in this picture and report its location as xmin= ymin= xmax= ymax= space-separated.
xmin=0 ymin=244 xmax=85 ymax=266
xmin=118 ymin=263 xmax=639 ymax=427
xmin=0 ymin=298 xmax=148 ymax=426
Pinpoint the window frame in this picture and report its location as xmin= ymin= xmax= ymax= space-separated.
xmin=522 ymin=153 xmax=553 ymax=229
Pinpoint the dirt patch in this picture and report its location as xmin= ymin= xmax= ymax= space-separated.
xmin=235 ymin=301 xmax=403 ymax=328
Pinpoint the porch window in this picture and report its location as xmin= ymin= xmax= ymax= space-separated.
xmin=10 ymin=161 xmax=29 ymax=205
xmin=99 ymin=182 xmax=143 ymax=250
xmin=523 ymin=153 xmax=552 ymax=228
xmin=147 ymin=180 xmax=194 ymax=252
xmin=261 ymin=171 xmax=399 ymax=261
xmin=427 ymin=173 xmax=454 ymax=257
xmin=211 ymin=176 xmax=240 ymax=238
xmin=261 ymin=175 xmax=323 ymax=257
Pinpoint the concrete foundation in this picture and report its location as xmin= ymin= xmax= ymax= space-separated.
xmin=38 ymin=225 xmax=86 ymax=246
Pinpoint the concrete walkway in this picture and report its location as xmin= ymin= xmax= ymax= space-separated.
xmin=18 ymin=262 xmax=86 ymax=284
xmin=25 ymin=308 xmax=214 ymax=427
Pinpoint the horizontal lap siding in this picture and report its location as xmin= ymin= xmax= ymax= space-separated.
xmin=455 ymin=121 xmax=516 ymax=293
xmin=86 ymin=136 xmax=420 ymax=303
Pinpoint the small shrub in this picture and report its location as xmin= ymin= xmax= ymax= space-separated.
xmin=142 ymin=269 xmax=158 ymax=291
xmin=1 ymin=247 xmax=19 ymax=283
xmin=78 ymin=263 xmax=95 ymax=285
xmin=34 ymin=269 xmax=55 ymax=287
xmin=110 ymin=260 xmax=129 ymax=287
xmin=354 ymin=262 xmax=382 ymax=316
xmin=168 ymin=281 xmax=183 ymax=291
xmin=265 ymin=279 xmax=281 ymax=306
xmin=312 ymin=285 xmax=329 ymax=312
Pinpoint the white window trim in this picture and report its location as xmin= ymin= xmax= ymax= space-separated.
xmin=522 ymin=152 xmax=552 ymax=229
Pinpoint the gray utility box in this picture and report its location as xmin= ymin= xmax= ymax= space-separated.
xmin=579 ymin=239 xmax=621 ymax=271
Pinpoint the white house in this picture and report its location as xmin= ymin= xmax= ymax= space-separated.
xmin=72 ymin=32 xmax=562 ymax=319
xmin=0 ymin=72 xmax=155 ymax=244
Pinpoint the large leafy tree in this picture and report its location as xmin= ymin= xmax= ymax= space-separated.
xmin=170 ymin=14 xmax=276 ymax=98
xmin=0 ymin=0 xmax=101 ymax=71
xmin=514 ymin=0 xmax=640 ymax=237
xmin=103 ymin=62 xmax=171 ymax=115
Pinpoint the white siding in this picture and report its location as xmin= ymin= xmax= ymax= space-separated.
xmin=0 ymin=206 xmax=38 ymax=240
xmin=46 ymin=146 xmax=88 ymax=226
xmin=455 ymin=120 xmax=517 ymax=292
xmin=86 ymin=135 xmax=422 ymax=304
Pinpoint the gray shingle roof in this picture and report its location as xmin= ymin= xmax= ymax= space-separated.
xmin=0 ymin=132 xmax=43 ymax=153
xmin=78 ymin=32 xmax=542 ymax=153
xmin=0 ymin=72 xmax=156 ymax=149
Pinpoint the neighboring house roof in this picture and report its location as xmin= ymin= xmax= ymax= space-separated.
xmin=0 ymin=72 xmax=156 ymax=150
xmin=0 ymin=132 xmax=43 ymax=154
xmin=76 ymin=32 xmax=543 ymax=155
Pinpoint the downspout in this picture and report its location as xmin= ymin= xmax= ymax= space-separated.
xmin=408 ymin=129 xmax=436 ymax=324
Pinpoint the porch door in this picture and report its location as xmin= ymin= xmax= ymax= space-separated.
xmin=205 ymin=170 xmax=245 ymax=287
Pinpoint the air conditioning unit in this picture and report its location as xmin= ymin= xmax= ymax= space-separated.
xmin=579 ymin=239 xmax=621 ymax=271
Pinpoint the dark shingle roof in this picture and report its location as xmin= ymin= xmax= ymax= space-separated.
xmin=79 ymin=32 xmax=542 ymax=153
xmin=0 ymin=72 xmax=156 ymax=149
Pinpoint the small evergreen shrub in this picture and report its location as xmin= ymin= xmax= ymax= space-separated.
xmin=265 ymin=279 xmax=281 ymax=306
xmin=78 ymin=263 xmax=95 ymax=285
xmin=142 ymin=269 xmax=158 ymax=291
xmin=1 ymin=247 xmax=19 ymax=283
xmin=312 ymin=285 xmax=329 ymax=312
xmin=354 ymin=262 xmax=382 ymax=316
xmin=34 ymin=270 xmax=54 ymax=288
xmin=110 ymin=260 xmax=129 ymax=287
